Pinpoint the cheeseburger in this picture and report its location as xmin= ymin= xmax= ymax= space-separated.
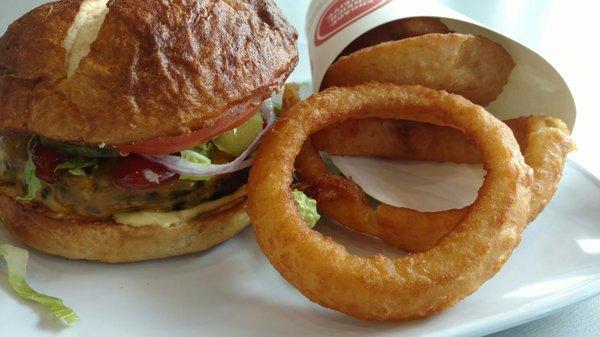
xmin=0 ymin=0 xmax=298 ymax=262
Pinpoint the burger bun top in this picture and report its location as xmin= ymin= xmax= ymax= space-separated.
xmin=0 ymin=0 xmax=298 ymax=145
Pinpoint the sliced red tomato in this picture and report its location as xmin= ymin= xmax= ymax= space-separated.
xmin=112 ymin=155 xmax=177 ymax=190
xmin=115 ymin=103 xmax=262 ymax=155
xmin=31 ymin=142 xmax=70 ymax=184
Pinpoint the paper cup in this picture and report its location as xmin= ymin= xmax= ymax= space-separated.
xmin=306 ymin=0 xmax=576 ymax=129
xmin=304 ymin=0 xmax=576 ymax=211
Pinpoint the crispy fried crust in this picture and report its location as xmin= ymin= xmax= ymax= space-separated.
xmin=322 ymin=34 xmax=514 ymax=106
xmin=0 ymin=0 xmax=298 ymax=144
xmin=247 ymin=83 xmax=532 ymax=320
xmin=304 ymin=116 xmax=573 ymax=252
xmin=0 ymin=192 xmax=250 ymax=263
xmin=313 ymin=116 xmax=574 ymax=221
xmin=296 ymin=138 xmax=471 ymax=252
xmin=312 ymin=118 xmax=481 ymax=163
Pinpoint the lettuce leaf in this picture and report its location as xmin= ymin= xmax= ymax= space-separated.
xmin=292 ymin=189 xmax=320 ymax=228
xmin=17 ymin=152 xmax=42 ymax=201
xmin=40 ymin=138 xmax=118 ymax=158
xmin=55 ymin=157 xmax=99 ymax=176
xmin=179 ymin=144 xmax=212 ymax=181
xmin=0 ymin=244 xmax=78 ymax=326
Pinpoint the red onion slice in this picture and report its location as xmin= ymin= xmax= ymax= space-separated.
xmin=143 ymin=100 xmax=275 ymax=177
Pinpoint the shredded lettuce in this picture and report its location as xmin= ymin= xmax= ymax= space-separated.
xmin=0 ymin=244 xmax=78 ymax=326
xmin=55 ymin=157 xmax=99 ymax=176
xmin=40 ymin=138 xmax=118 ymax=158
xmin=17 ymin=152 xmax=42 ymax=201
xmin=191 ymin=143 xmax=212 ymax=157
xmin=292 ymin=189 xmax=320 ymax=228
xmin=179 ymin=144 xmax=212 ymax=181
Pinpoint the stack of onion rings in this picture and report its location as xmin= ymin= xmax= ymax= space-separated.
xmin=302 ymin=31 xmax=573 ymax=253
xmin=247 ymin=83 xmax=533 ymax=320
xmin=300 ymin=115 xmax=573 ymax=252
xmin=248 ymin=30 xmax=573 ymax=321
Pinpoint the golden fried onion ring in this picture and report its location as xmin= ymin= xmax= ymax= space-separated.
xmin=322 ymin=33 xmax=515 ymax=106
xmin=303 ymin=116 xmax=574 ymax=252
xmin=288 ymin=83 xmax=468 ymax=252
xmin=247 ymin=83 xmax=532 ymax=320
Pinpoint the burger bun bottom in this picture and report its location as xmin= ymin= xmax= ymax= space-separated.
xmin=0 ymin=192 xmax=250 ymax=263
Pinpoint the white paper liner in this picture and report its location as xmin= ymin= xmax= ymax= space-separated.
xmin=303 ymin=0 xmax=576 ymax=210
xmin=332 ymin=156 xmax=484 ymax=212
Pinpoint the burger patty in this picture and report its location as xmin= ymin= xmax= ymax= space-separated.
xmin=46 ymin=171 xmax=224 ymax=218
xmin=0 ymin=133 xmax=246 ymax=219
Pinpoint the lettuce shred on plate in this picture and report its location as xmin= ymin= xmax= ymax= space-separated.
xmin=0 ymin=244 xmax=78 ymax=325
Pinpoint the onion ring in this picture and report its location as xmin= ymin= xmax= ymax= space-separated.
xmin=312 ymin=118 xmax=482 ymax=163
xmin=296 ymin=139 xmax=470 ymax=252
xmin=322 ymin=33 xmax=515 ymax=106
xmin=304 ymin=116 xmax=573 ymax=251
xmin=247 ymin=83 xmax=532 ymax=320
xmin=286 ymin=86 xmax=470 ymax=250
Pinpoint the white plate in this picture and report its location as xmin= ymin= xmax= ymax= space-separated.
xmin=1 ymin=160 xmax=599 ymax=337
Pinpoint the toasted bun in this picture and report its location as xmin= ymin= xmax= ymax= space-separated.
xmin=0 ymin=0 xmax=298 ymax=144
xmin=0 ymin=192 xmax=250 ymax=263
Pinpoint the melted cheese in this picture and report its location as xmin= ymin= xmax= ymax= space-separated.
xmin=113 ymin=186 xmax=247 ymax=228
xmin=63 ymin=0 xmax=110 ymax=77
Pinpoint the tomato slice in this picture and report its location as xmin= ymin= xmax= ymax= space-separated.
xmin=31 ymin=142 xmax=70 ymax=184
xmin=112 ymin=155 xmax=177 ymax=190
xmin=115 ymin=103 xmax=262 ymax=155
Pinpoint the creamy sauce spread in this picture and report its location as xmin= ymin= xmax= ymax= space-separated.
xmin=113 ymin=185 xmax=247 ymax=228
